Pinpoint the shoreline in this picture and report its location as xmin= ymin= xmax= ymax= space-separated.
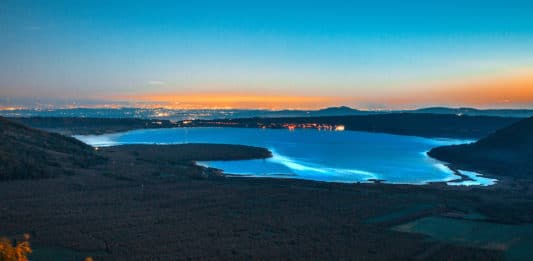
xmin=2 ymin=116 xmax=531 ymax=259
xmin=8 ymin=114 xmax=519 ymax=139
xmin=1 ymin=143 xmax=530 ymax=260
xmin=2 ymin=161 xmax=529 ymax=260
xmin=164 ymin=146 xmax=496 ymax=188
xmin=71 ymin=126 xmax=491 ymax=187
xmin=196 ymin=161 xmax=499 ymax=188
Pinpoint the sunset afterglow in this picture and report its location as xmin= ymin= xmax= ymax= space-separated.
xmin=1 ymin=2 xmax=533 ymax=259
xmin=1 ymin=1 xmax=533 ymax=109
xmin=101 ymin=68 xmax=533 ymax=109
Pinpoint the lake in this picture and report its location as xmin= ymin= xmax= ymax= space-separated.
xmin=75 ymin=127 xmax=496 ymax=186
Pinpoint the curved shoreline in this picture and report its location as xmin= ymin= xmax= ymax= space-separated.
xmin=2 ymin=117 xmax=532 ymax=260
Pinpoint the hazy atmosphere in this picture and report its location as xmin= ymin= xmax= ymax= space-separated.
xmin=2 ymin=0 xmax=533 ymax=109
xmin=1 ymin=2 xmax=532 ymax=260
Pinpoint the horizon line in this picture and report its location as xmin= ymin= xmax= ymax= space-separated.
xmin=1 ymin=104 xmax=532 ymax=112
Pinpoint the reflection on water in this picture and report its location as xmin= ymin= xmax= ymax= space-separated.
xmin=200 ymin=150 xmax=378 ymax=183
xmin=447 ymin=170 xmax=498 ymax=186
xmin=76 ymin=127 xmax=495 ymax=185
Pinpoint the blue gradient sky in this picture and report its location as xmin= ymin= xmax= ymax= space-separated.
xmin=1 ymin=0 xmax=533 ymax=109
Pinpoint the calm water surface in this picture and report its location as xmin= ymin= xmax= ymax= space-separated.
xmin=75 ymin=127 xmax=496 ymax=186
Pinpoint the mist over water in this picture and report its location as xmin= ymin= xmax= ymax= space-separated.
xmin=76 ymin=127 xmax=494 ymax=185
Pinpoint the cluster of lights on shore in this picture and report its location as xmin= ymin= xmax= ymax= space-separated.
xmin=179 ymin=120 xmax=347 ymax=131
xmin=277 ymin=123 xmax=345 ymax=131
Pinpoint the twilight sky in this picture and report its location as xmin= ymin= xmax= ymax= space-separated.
xmin=1 ymin=0 xmax=533 ymax=109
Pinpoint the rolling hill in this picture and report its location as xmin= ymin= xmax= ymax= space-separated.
xmin=413 ymin=107 xmax=533 ymax=118
xmin=429 ymin=116 xmax=533 ymax=178
xmin=0 ymin=117 xmax=103 ymax=180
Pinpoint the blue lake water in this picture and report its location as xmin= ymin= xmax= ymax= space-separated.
xmin=75 ymin=127 xmax=496 ymax=186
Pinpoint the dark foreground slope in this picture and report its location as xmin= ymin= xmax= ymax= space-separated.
xmin=0 ymin=117 xmax=271 ymax=181
xmin=1 ymin=117 xmax=532 ymax=260
xmin=3 ymin=166 xmax=531 ymax=260
xmin=429 ymin=116 xmax=533 ymax=178
xmin=0 ymin=117 xmax=103 ymax=180
xmin=187 ymin=113 xmax=520 ymax=139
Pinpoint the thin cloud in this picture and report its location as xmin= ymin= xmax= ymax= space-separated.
xmin=147 ymin=81 xmax=166 ymax=86
xmin=25 ymin=25 xmax=41 ymax=31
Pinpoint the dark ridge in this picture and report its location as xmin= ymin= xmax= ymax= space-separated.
xmin=413 ymin=107 xmax=533 ymax=118
xmin=8 ymin=116 xmax=176 ymax=135
xmin=103 ymin=143 xmax=272 ymax=162
xmin=314 ymin=106 xmax=363 ymax=115
xmin=0 ymin=117 xmax=104 ymax=180
xmin=186 ymin=113 xmax=520 ymax=139
xmin=428 ymin=116 xmax=533 ymax=178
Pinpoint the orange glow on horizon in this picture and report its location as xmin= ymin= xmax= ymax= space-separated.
xmin=100 ymin=69 xmax=533 ymax=110
xmin=110 ymin=93 xmax=349 ymax=110
xmin=366 ymin=69 xmax=533 ymax=109
xmin=443 ymin=70 xmax=533 ymax=105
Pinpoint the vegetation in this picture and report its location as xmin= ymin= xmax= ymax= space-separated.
xmin=0 ymin=234 xmax=31 ymax=261
xmin=110 ymin=143 xmax=272 ymax=162
xmin=9 ymin=117 xmax=176 ymax=135
xmin=186 ymin=113 xmax=520 ymax=139
xmin=0 ymin=117 xmax=104 ymax=180
xmin=7 ymin=113 xmax=521 ymax=138
xmin=429 ymin=116 xmax=533 ymax=178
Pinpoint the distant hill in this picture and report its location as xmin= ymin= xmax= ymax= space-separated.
xmin=314 ymin=106 xmax=368 ymax=116
xmin=188 ymin=113 xmax=520 ymax=139
xmin=262 ymin=106 xmax=533 ymax=118
xmin=0 ymin=117 xmax=103 ymax=180
xmin=429 ymin=116 xmax=533 ymax=178
xmin=9 ymin=117 xmax=176 ymax=135
xmin=413 ymin=107 xmax=533 ymax=118
xmin=230 ymin=106 xmax=370 ymax=118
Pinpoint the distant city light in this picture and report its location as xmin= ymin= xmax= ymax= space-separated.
xmin=335 ymin=125 xmax=345 ymax=131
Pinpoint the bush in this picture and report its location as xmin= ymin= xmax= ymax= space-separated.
xmin=0 ymin=234 xmax=31 ymax=261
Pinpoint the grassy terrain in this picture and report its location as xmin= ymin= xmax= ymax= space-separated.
xmin=0 ymin=117 xmax=103 ymax=180
xmin=1 ymin=116 xmax=532 ymax=260
xmin=3 ymin=168 xmax=531 ymax=260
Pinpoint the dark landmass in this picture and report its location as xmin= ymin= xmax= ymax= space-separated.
xmin=0 ymin=116 xmax=270 ymax=181
xmin=429 ymin=116 xmax=533 ymax=178
xmin=184 ymin=113 xmax=520 ymax=139
xmin=1 ymin=116 xmax=532 ymax=260
xmin=413 ymin=107 xmax=533 ymax=118
xmin=1 ymin=159 xmax=531 ymax=260
xmin=110 ymin=143 xmax=272 ymax=162
xmin=270 ymin=106 xmax=370 ymax=118
xmin=8 ymin=117 xmax=176 ymax=135
xmin=219 ymin=106 xmax=370 ymax=118
xmin=95 ymin=144 xmax=272 ymax=181
xmin=0 ymin=117 xmax=103 ymax=180
xmin=8 ymin=113 xmax=521 ymax=139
